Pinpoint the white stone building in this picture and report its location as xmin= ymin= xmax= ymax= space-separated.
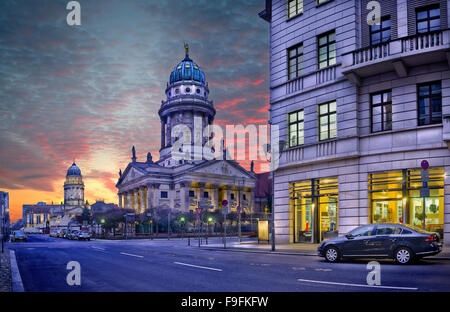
xmin=260 ymin=0 xmax=450 ymax=245
xmin=116 ymin=47 xmax=256 ymax=215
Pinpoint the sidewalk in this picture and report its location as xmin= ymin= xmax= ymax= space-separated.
xmin=0 ymin=247 xmax=12 ymax=292
xmin=199 ymin=238 xmax=450 ymax=260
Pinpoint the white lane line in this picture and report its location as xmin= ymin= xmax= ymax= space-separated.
xmin=120 ymin=252 xmax=144 ymax=258
xmin=297 ymin=279 xmax=418 ymax=291
xmin=91 ymin=246 xmax=106 ymax=251
xmin=174 ymin=261 xmax=223 ymax=272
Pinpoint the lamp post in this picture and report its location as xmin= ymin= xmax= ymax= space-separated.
xmin=180 ymin=216 xmax=186 ymax=240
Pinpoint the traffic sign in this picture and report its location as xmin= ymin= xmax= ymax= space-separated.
xmin=421 ymin=170 xmax=430 ymax=182
xmin=222 ymin=200 xmax=228 ymax=207
xmin=421 ymin=160 xmax=429 ymax=170
xmin=195 ymin=207 xmax=203 ymax=216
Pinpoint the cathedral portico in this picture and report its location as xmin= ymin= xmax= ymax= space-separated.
xmin=116 ymin=45 xmax=256 ymax=216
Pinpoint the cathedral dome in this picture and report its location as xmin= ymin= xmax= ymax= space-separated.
xmin=66 ymin=162 xmax=81 ymax=177
xmin=169 ymin=54 xmax=205 ymax=85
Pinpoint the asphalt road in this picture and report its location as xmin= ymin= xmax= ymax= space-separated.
xmin=8 ymin=234 xmax=450 ymax=292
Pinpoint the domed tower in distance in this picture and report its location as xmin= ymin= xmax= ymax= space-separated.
xmin=64 ymin=162 xmax=85 ymax=207
xmin=158 ymin=43 xmax=216 ymax=167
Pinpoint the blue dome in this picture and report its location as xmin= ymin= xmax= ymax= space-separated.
xmin=66 ymin=163 xmax=81 ymax=177
xmin=169 ymin=55 xmax=206 ymax=84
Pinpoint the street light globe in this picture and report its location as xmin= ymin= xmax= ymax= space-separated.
xmin=180 ymin=217 xmax=186 ymax=222
xmin=208 ymin=217 xmax=213 ymax=223
xmin=101 ymin=219 xmax=105 ymax=224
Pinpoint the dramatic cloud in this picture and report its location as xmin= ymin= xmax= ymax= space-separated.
xmin=0 ymin=0 xmax=269 ymax=221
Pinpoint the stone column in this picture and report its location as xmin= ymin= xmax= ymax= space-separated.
xmin=213 ymin=184 xmax=219 ymax=211
xmin=199 ymin=182 xmax=205 ymax=204
xmin=153 ymin=184 xmax=160 ymax=210
xmin=134 ymin=188 xmax=139 ymax=213
xmin=146 ymin=184 xmax=153 ymax=210
xmin=140 ymin=186 xmax=145 ymax=213
xmin=166 ymin=114 xmax=172 ymax=146
xmin=249 ymin=189 xmax=254 ymax=214
xmin=118 ymin=193 xmax=123 ymax=209
xmin=161 ymin=120 xmax=166 ymax=149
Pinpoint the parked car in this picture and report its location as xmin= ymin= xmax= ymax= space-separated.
xmin=68 ymin=230 xmax=79 ymax=240
xmin=49 ymin=229 xmax=58 ymax=237
xmin=318 ymin=223 xmax=442 ymax=264
xmin=77 ymin=230 xmax=91 ymax=241
xmin=59 ymin=228 xmax=68 ymax=238
xmin=11 ymin=230 xmax=27 ymax=242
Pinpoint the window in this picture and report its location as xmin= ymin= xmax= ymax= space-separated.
xmin=288 ymin=44 xmax=303 ymax=79
xmin=418 ymin=82 xmax=442 ymax=126
xmin=287 ymin=0 xmax=303 ymax=19
xmin=417 ymin=5 xmax=440 ymax=34
xmin=348 ymin=225 xmax=375 ymax=237
xmin=288 ymin=110 xmax=304 ymax=147
xmin=371 ymin=91 xmax=392 ymax=133
xmin=317 ymin=0 xmax=331 ymax=5
xmin=203 ymin=192 xmax=209 ymax=198
xmin=318 ymin=101 xmax=337 ymax=141
xmin=243 ymin=194 xmax=246 ymax=201
xmin=231 ymin=193 xmax=235 ymax=200
xmin=189 ymin=190 xmax=195 ymax=197
xmin=370 ymin=16 xmax=391 ymax=45
xmin=318 ymin=31 xmax=336 ymax=69
xmin=375 ymin=225 xmax=402 ymax=235
xmin=161 ymin=191 xmax=168 ymax=198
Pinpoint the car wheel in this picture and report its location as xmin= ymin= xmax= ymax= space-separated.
xmin=394 ymin=247 xmax=414 ymax=265
xmin=324 ymin=246 xmax=340 ymax=263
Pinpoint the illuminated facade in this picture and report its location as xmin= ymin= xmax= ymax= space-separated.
xmin=63 ymin=162 xmax=89 ymax=216
xmin=261 ymin=0 xmax=450 ymax=245
xmin=116 ymin=47 xmax=256 ymax=215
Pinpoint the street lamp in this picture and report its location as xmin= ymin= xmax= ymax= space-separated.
xmin=180 ymin=216 xmax=186 ymax=240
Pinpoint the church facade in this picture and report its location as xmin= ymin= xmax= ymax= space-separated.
xmin=116 ymin=47 xmax=256 ymax=215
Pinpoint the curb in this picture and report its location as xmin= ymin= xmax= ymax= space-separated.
xmin=9 ymin=250 xmax=24 ymax=292
xmin=199 ymin=246 xmax=450 ymax=260
xmin=199 ymin=246 xmax=318 ymax=257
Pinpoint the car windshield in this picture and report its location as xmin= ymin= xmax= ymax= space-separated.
xmin=14 ymin=231 xmax=25 ymax=236
xmin=81 ymin=231 xmax=89 ymax=234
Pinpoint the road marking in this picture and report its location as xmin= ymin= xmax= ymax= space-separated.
xmin=297 ymin=279 xmax=418 ymax=290
xmin=91 ymin=246 xmax=106 ymax=251
xmin=174 ymin=261 xmax=223 ymax=272
xmin=120 ymin=252 xmax=144 ymax=258
xmin=314 ymin=268 xmax=332 ymax=272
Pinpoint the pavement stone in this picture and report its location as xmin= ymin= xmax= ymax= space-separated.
xmin=0 ymin=247 xmax=12 ymax=292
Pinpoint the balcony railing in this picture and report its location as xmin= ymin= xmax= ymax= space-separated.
xmin=285 ymin=64 xmax=339 ymax=95
xmin=342 ymin=30 xmax=450 ymax=72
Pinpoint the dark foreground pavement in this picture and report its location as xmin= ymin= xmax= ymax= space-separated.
xmin=8 ymin=234 xmax=450 ymax=292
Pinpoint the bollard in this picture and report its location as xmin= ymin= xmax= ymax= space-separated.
xmin=188 ymin=236 xmax=190 ymax=246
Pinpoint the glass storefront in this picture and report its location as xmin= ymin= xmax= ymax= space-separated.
xmin=290 ymin=178 xmax=338 ymax=243
xmin=369 ymin=168 xmax=444 ymax=239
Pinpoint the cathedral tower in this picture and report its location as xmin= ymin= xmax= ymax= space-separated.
xmin=158 ymin=44 xmax=216 ymax=167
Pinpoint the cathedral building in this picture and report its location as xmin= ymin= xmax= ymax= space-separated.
xmin=63 ymin=162 xmax=90 ymax=215
xmin=116 ymin=46 xmax=257 ymax=214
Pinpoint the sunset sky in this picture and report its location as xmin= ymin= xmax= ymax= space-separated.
xmin=0 ymin=0 xmax=270 ymax=222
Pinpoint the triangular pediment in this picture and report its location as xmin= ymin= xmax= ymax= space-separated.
xmin=190 ymin=160 xmax=254 ymax=179
xmin=121 ymin=167 xmax=145 ymax=184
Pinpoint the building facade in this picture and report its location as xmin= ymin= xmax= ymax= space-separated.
xmin=261 ymin=0 xmax=450 ymax=245
xmin=116 ymin=47 xmax=256 ymax=215
xmin=23 ymin=162 xmax=90 ymax=230
xmin=0 ymin=191 xmax=10 ymax=239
